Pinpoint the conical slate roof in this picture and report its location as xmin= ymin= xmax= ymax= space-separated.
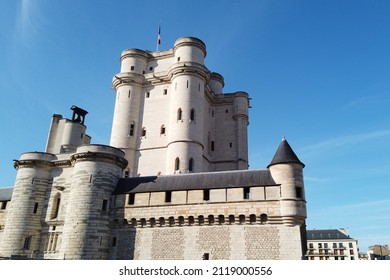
xmin=267 ymin=137 xmax=304 ymax=168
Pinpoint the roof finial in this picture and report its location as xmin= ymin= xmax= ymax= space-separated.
xmin=282 ymin=136 xmax=286 ymax=141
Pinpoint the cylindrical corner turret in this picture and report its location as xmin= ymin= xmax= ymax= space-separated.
xmin=209 ymin=72 xmax=224 ymax=95
xmin=59 ymin=145 xmax=127 ymax=260
xmin=0 ymin=152 xmax=56 ymax=258
xmin=267 ymin=138 xmax=306 ymax=225
xmin=120 ymin=49 xmax=150 ymax=74
xmin=173 ymin=37 xmax=207 ymax=64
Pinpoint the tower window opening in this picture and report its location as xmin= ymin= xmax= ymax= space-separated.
xmin=211 ymin=141 xmax=215 ymax=152
xmin=187 ymin=80 xmax=189 ymax=88
xmin=124 ymin=169 xmax=130 ymax=178
xmin=33 ymin=202 xmax=39 ymax=214
xmin=175 ymin=157 xmax=180 ymax=171
xmin=23 ymin=236 xmax=32 ymax=250
xmin=149 ymin=66 xmax=153 ymax=71
xmin=202 ymin=253 xmax=210 ymax=260
xmin=112 ymin=237 xmax=117 ymax=247
xmin=1 ymin=201 xmax=7 ymax=210
xmin=163 ymin=89 xmax=167 ymax=95
xmin=102 ymin=199 xmax=108 ymax=211
xmin=160 ymin=125 xmax=166 ymax=135
xmin=203 ymin=189 xmax=210 ymax=201
xmin=141 ymin=128 xmax=146 ymax=137
xmin=165 ymin=191 xmax=172 ymax=203
xmin=146 ymin=92 xmax=150 ymax=98
xmin=230 ymin=142 xmax=232 ymax=148
xmin=51 ymin=194 xmax=61 ymax=220
xmin=128 ymin=90 xmax=131 ymax=98
xmin=177 ymin=57 xmax=180 ymax=62
xmin=296 ymin=187 xmax=303 ymax=199
xmin=189 ymin=158 xmax=194 ymax=172
xmin=243 ymin=187 xmax=250 ymax=199
xmin=190 ymin=109 xmax=195 ymax=121
xmin=131 ymin=66 xmax=134 ymax=71
xmin=129 ymin=123 xmax=135 ymax=136
xmin=177 ymin=108 xmax=182 ymax=121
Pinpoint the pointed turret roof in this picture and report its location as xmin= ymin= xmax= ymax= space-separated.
xmin=267 ymin=137 xmax=305 ymax=168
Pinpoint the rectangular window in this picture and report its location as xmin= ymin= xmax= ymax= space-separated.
xmin=243 ymin=187 xmax=250 ymax=199
xmin=165 ymin=191 xmax=172 ymax=203
xmin=23 ymin=236 xmax=32 ymax=250
xmin=339 ymin=243 xmax=343 ymax=248
xmin=33 ymin=202 xmax=39 ymax=214
xmin=1 ymin=201 xmax=7 ymax=210
xmin=296 ymin=187 xmax=302 ymax=198
xmin=211 ymin=141 xmax=215 ymax=151
xmin=203 ymin=253 xmax=210 ymax=260
xmin=102 ymin=199 xmax=108 ymax=211
xmin=112 ymin=237 xmax=117 ymax=247
xmin=142 ymin=128 xmax=146 ymax=137
xmin=128 ymin=193 xmax=135 ymax=205
xmin=129 ymin=124 xmax=135 ymax=136
xmin=333 ymin=243 xmax=337 ymax=248
xmin=349 ymin=242 xmax=353 ymax=248
xmin=203 ymin=189 xmax=210 ymax=201
xmin=163 ymin=89 xmax=167 ymax=95
xmin=131 ymin=66 xmax=134 ymax=70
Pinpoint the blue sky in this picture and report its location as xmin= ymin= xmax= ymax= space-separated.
xmin=1 ymin=0 xmax=389 ymax=253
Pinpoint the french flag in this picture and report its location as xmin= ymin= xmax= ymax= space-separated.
xmin=157 ymin=25 xmax=161 ymax=45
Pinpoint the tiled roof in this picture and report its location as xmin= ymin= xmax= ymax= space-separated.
xmin=114 ymin=169 xmax=277 ymax=194
xmin=307 ymin=229 xmax=352 ymax=240
xmin=268 ymin=138 xmax=304 ymax=168
xmin=0 ymin=187 xmax=13 ymax=201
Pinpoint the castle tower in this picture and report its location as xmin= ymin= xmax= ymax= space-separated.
xmin=267 ymin=137 xmax=307 ymax=257
xmin=166 ymin=37 xmax=209 ymax=174
xmin=59 ymin=145 xmax=127 ymax=259
xmin=109 ymin=37 xmax=249 ymax=176
xmin=0 ymin=152 xmax=55 ymax=258
xmin=110 ymin=50 xmax=149 ymax=177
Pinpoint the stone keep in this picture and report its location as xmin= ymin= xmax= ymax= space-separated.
xmin=0 ymin=37 xmax=307 ymax=260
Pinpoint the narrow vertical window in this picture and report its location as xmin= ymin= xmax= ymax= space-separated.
xmin=129 ymin=122 xmax=135 ymax=136
xmin=33 ymin=202 xmax=39 ymax=214
xmin=189 ymin=158 xmax=194 ymax=172
xmin=141 ymin=128 xmax=146 ymax=137
xmin=130 ymin=66 xmax=135 ymax=71
xmin=187 ymin=80 xmax=189 ymax=88
xmin=102 ymin=199 xmax=108 ymax=211
xmin=175 ymin=157 xmax=180 ymax=171
xmin=211 ymin=141 xmax=215 ymax=152
xmin=146 ymin=92 xmax=150 ymax=98
xmin=128 ymin=90 xmax=131 ymax=98
xmin=165 ymin=191 xmax=172 ymax=203
xmin=1 ymin=201 xmax=7 ymax=210
xmin=177 ymin=108 xmax=182 ymax=121
xmin=160 ymin=125 xmax=166 ymax=135
xmin=112 ymin=237 xmax=117 ymax=247
xmin=23 ymin=236 xmax=32 ymax=250
xmin=190 ymin=109 xmax=195 ymax=121
xmin=128 ymin=193 xmax=135 ymax=205
xmin=243 ymin=187 xmax=250 ymax=199
xmin=163 ymin=89 xmax=167 ymax=95
xmin=51 ymin=194 xmax=61 ymax=219
xmin=203 ymin=189 xmax=210 ymax=201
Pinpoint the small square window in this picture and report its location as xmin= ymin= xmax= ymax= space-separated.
xmin=131 ymin=66 xmax=135 ymax=71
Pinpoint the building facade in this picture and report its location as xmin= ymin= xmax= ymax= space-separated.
xmin=0 ymin=37 xmax=307 ymax=260
xmin=306 ymin=229 xmax=359 ymax=260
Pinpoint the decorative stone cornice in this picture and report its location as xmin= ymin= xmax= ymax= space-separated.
xmin=167 ymin=62 xmax=210 ymax=82
xmin=112 ymin=72 xmax=146 ymax=89
xmin=70 ymin=151 xmax=128 ymax=169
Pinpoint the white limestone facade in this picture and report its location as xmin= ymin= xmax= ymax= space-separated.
xmin=110 ymin=37 xmax=249 ymax=177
